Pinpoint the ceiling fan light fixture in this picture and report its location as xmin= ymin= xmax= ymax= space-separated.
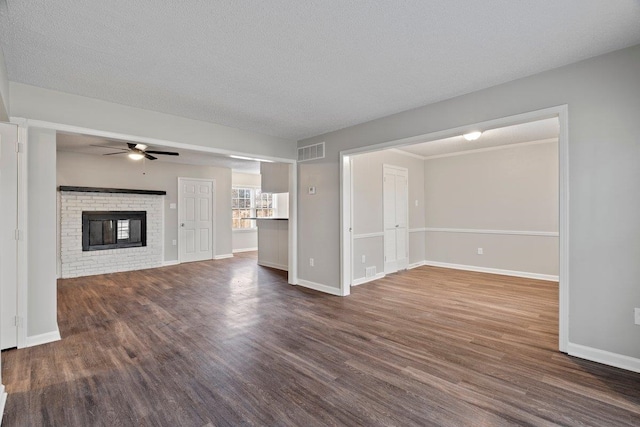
xmin=128 ymin=152 xmax=145 ymax=160
xmin=134 ymin=144 xmax=148 ymax=150
xmin=463 ymin=131 xmax=482 ymax=141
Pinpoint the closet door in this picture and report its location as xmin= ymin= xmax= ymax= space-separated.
xmin=383 ymin=165 xmax=408 ymax=274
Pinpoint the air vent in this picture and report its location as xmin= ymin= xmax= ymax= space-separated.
xmin=298 ymin=142 xmax=325 ymax=162
xmin=365 ymin=266 xmax=376 ymax=278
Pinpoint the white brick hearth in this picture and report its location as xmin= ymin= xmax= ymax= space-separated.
xmin=60 ymin=191 xmax=163 ymax=278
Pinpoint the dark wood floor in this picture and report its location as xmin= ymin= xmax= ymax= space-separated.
xmin=2 ymin=253 xmax=640 ymax=426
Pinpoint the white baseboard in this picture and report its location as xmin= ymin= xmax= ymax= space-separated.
xmin=162 ymin=260 xmax=179 ymax=266
xmin=258 ymin=260 xmax=288 ymax=271
xmin=25 ymin=328 xmax=61 ymax=347
xmin=352 ymin=272 xmax=385 ymax=286
xmin=408 ymin=261 xmax=426 ymax=270
xmin=0 ymin=384 xmax=7 ymax=426
xmin=422 ymin=260 xmax=559 ymax=282
xmin=232 ymin=247 xmax=258 ymax=253
xmin=567 ymin=342 xmax=640 ymax=373
xmin=296 ymin=279 xmax=344 ymax=296
xmin=213 ymin=254 xmax=233 ymax=260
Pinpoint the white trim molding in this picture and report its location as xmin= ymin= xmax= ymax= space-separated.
xmin=422 ymin=138 xmax=558 ymax=160
xmin=258 ymin=260 xmax=287 ymax=271
xmin=162 ymin=260 xmax=180 ymax=267
xmin=297 ymin=279 xmax=344 ymax=296
xmin=0 ymin=384 xmax=7 ymax=426
xmin=213 ymin=254 xmax=233 ymax=260
xmin=424 ymin=227 xmax=559 ymax=237
xmin=352 ymin=272 xmax=385 ymax=286
xmin=353 ymin=232 xmax=384 ymax=239
xmin=408 ymin=228 xmax=426 ymax=233
xmin=232 ymin=247 xmax=258 ymax=253
xmin=388 ymin=148 xmax=426 ymax=160
xmin=408 ymin=261 xmax=426 ymax=269
xmin=567 ymin=343 xmax=640 ymax=374
xmin=423 ymin=260 xmax=559 ymax=282
xmin=25 ymin=328 xmax=61 ymax=347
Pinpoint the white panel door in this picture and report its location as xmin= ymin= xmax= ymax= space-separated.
xmin=383 ymin=165 xmax=408 ymax=274
xmin=179 ymin=179 xmax=213 ymax=263
xmin=0 ymin=123 xmax=19 ymax=349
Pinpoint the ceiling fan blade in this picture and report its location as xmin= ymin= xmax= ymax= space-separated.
xmin=103 ymin=152 xmax=127 ymax=156
xmin=144 ymin=153 xmax=158 ymax=160
xmin=145 ymin=150 xmax=179 ymax=156
xmin=91 ymin=144 xmax=128 ymax=151
xmin=127 ymin=143 xmax=137 ymax=150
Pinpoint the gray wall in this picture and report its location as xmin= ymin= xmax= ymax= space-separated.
xmin=298 ymin=44 xmax=640 ymax=359
xmin=57 ymin=151 xmax=233 ymax=261
xmin=10 ymin=83 xmax=296 ymax=160
xmin=0 ymin=46 xmax=9 ymax=121
xmin=424 ymin=141 xmax=558 ymax=275
xmin=28 ymin=128 xmax=58 ymax=337
xmin=351 ymin=149 xmax=425 ymax=279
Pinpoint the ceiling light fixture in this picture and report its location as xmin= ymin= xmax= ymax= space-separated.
xmin=128 ymin=152 xmax=145 ymax=160
xmin=463 ymin=131 xmax=482 ymax=141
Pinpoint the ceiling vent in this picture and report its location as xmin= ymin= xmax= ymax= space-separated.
xmin=298 ymin=142 xmax=325 ymax=162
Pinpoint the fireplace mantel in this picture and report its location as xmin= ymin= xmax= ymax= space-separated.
xmin=59 ymin=186 xmax=166 ymax=196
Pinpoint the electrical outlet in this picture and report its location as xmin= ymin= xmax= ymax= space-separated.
xmin=309 ymin=258 xmax=314 ymax=267
xmin=172 ymin=240 xmax=177 ymax=246
xmin=635 ymin=308 xmax=640 ymax=325
xmin=169 ymin=203 xmax=176 ymax=209
xmin=415 ymin=200 xmax=419 ymax=207
xmin=361 ymin=255 xmax=366 ymax=263
xmin=477 ymin=248 xmax=483 ymax=255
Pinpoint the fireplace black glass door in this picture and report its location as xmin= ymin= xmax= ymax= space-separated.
xmin=82 ymin=211 xmax=146 ymax=251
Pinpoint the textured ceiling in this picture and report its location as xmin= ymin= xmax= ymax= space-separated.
xmin=397 ymin=118 xmax=559 ymax=158
xmin=1 ymin=1 xmax=640 ymax=140
xmin=56 ymin=132 xmax=261 ymax=174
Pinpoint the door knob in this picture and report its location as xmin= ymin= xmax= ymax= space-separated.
xmin=395 ymin=224 xmax=399 ymax=227
xmin=181 ymin=223 xmax=185 ymax=227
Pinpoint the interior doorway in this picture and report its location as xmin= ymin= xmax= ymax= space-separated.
xmin=0 ymin=122 xmax=19 ymax=350
xmin=340 ymin=106 xmax=569 ymax=352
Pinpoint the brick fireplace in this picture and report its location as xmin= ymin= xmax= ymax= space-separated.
xmin=59 ymin=187 xmax=165 ymax=278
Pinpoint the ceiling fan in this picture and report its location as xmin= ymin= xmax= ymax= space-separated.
xmin=92 ymin=143 xmax=179 ymax=160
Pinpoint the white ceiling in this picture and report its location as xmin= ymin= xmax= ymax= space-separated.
xmin=1 ymin=1 xmax=640 ymax=140
xmin=56 ymin=132 xmax=262 ymax=174
xmin=396 ymin=118 xmax=559 ymax=158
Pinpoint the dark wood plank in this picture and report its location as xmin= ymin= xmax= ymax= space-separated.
xmin=2 ymin=253 xmax=640 ymax=426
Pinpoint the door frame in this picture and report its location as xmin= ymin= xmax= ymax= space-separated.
xmin=10 ymin=117 xmax=299 ymax=349
xmin=178 ymin=177 xmax=215 ymax=263
xmin=382 ymin=164 xmax=409 ymax=274
xmin=340 ymin=105 xmax=569 ymax=352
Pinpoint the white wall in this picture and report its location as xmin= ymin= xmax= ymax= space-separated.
xmin=57 ymin=151 xmax=233 ymax=261
xmin=59 ymin=192 xmax=164 ymax=278
xmin=424 ymin=140 xmax=558 ymax=276
xmin=28 ymin=128 xmax=58 ymax=338
xmin=0 ymin=47 xmax=9 ymax=121
xmin=10 ymin=83 xmax=296 ymax=160
xmin=232 ymin=172 xmax=259 ymax=252
xmin=298 ymin=44 xmax=640 ymax=361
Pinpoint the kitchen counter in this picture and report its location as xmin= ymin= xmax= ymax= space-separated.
xmin=254 ymin=218 xmax=288 ymax=271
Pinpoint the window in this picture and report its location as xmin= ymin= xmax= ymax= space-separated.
xmin=232 ymin=187 xmax=274 ymax=229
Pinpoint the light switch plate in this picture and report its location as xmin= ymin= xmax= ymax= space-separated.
xmin=308 ymin=186 xmax=316 ymax=195
xmin=169 ymin=203 xmax=176 ymax=209
xmin=635 ymin=308 xmax=640 ymax=325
